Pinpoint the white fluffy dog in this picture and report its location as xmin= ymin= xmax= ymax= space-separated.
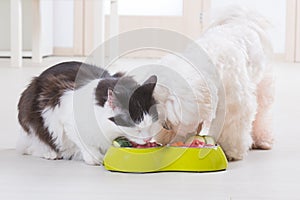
xmin=154 ymin=7 xmax=274 ymax=161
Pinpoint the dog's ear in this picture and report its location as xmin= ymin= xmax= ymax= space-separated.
xmin=154 ymin=128 xmax=176 ymax=145
xmin=197 ymin=122 xmax=204 ymax=134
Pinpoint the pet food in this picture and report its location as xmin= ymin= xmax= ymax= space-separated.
xmin=131 ymin=141 xmax=161 ymax=148
xmin=113 ymin=137 xmax=161 ymax=148
xmin=113 ymin=137 xmax=133 ymax=147
xmin=170 ymin=135 xmax=216 ymax=147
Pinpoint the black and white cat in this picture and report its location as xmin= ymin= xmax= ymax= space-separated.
xmin=17 ymin=61 xmax=161 ymax=165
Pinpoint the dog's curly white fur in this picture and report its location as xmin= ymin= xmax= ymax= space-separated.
xmin=154 ymin=7 xmax=274 ymax=160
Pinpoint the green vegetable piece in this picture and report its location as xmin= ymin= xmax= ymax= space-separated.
xmin=113 ymin=137 xmax=133 ymax=147
xmin=204 ymin=136 xmax=216 ymax=145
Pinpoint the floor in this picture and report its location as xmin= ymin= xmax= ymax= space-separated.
xmin=0 ymin=57 xmax=300 ymax=200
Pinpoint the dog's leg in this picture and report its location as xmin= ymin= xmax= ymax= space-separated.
xmin=218 ymin=109 xmax=255 ymax=161
xmin=217 ymin=80 xmax=258 ymax=161
xmin=252 ymin=71 xmax=274 ymax=150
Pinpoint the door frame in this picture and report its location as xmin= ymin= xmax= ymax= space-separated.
xmin=59 ymin=0 xmax=290 ymax=61
xmin=78 ymin=0 xmax=211 ymax=57
xmin=285 ymin=0 xmax=300 ymax=62
xmin=53 ymin=0 xmax=84 ymax=56
xmin=286 ymin=0 xmax=297 ymax=61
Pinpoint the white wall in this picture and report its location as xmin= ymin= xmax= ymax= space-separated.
xmin=105 ymin=0 xmax=183 ymax=16
xmin=0 ymin=0 xmax=32 ymax=51
xmin=0 ymin=0 xmax=75 ymax=51
xmin=210 ymin=0 xmax=286 ymax=54
xmin=0 ymin=0 xmax=286 ymax=54
xmin=0 ymin=0 xmax=11 ymax=50
xmin=40 ymin=0 xmax=54 ymax=55
xmin=53 ymin=0 xmax=74 ymax=48
xmin=0 ymin=0 xmax=53 ymax=56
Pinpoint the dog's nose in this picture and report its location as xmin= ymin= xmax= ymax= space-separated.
xmin=143 ymin=138 xmax=152 ymax=143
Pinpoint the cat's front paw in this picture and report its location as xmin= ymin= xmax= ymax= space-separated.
xmin=43 ymin=151 xmax=58 ymax=160
xmin=82 ymin=150 xmax=103 ymax=165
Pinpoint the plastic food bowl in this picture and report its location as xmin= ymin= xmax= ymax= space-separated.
xmin=103 ymin=145 xmax=228 ymax=173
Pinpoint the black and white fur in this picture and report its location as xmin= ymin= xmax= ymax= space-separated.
xmin=17 ymin=61 xmax=160 ymax=165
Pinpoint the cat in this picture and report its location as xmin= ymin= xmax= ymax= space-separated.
xmin=17 ymin=61 xmax=161 ymax=165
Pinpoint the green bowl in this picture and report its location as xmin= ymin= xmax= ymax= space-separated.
xmin=103 ymin=145 xmax=228 ymax=173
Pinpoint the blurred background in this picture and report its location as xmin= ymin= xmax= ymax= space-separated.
xmin=0 ymin=0 xmax=297 ymax=148
xmin=0 ymin=0 xmax=290 ymax=61
xmin=1 ymin=2 xmax=300 ymax=199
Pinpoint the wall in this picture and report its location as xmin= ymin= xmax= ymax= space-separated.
xmin=64 ymin=0 xmax=287 ymax=54
xmin=0 ymin=0 xmax=10 ymax=50
xmin=210 ymin=0 xmax=286 ymax=54
xmin=0 ymin=0 xmax=32 ymax=51
xmin=105 ymin=0 xmax=183 ymax=16
xmin=53 ymin=0 xmax=74 ymax=48
xmin=0 ymin=0 xmax=53 ymax=56
xmin=0 ymin=1 xmax=286 ymax=54
xmin=41 ymin=0 xmax=54 ymax=55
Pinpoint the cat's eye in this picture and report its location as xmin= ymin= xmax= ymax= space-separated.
xmin=109 ymin=114 xmax=135 ymax=127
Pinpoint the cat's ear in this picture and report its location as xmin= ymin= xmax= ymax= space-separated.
xmin=107 ymin=89 xmax=116 ymax=110
xmin=141 ymin=75 xmax=157 ymax=93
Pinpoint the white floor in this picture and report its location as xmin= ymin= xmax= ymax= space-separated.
xmin=0 ymin=57 xmax=300 ymax=200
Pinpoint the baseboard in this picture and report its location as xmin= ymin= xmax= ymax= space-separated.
xmin=0 ymin=50 xmax=53 ymax=58
xmin=272 ymin=53 xmax=286 ymax=62
xmin=53 ymin=47 xmax=76 ymax=56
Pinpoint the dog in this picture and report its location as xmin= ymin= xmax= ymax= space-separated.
xmin=154 ymin=7 xmax=274 ymax=161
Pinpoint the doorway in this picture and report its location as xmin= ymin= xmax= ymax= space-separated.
xmin=75 ymin=0 xmax=209 ymax=57
xmin=286 ymin=0 xmax=300 ymax=62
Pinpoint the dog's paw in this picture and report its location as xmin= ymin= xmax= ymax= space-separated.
xmin=252 ymin=140 xmax=273 ymax=150
xmin=226 ymin=155 xmax=243 ymax=161
xmin=225 ymin=151 xmax=247 ymax=161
